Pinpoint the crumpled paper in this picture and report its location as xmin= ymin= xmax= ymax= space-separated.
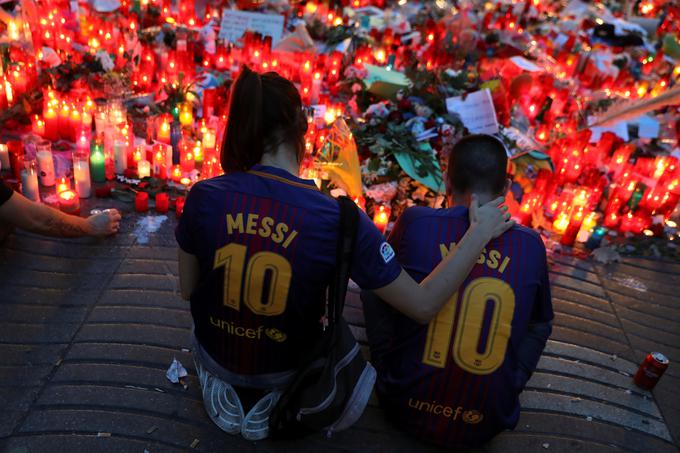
xmin=166 ymin=357 xmax=188 ymax=384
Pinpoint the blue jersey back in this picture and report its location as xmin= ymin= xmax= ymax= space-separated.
xmin=176 ymin=165 xmax=401 ymax=376
xmin=375 ymin=205 xmax=553 ymax=448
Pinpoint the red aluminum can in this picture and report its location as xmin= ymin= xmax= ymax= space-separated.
xmin=634 ymin=352 xmax=669 ymax=390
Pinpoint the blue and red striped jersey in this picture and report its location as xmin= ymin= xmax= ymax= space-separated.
xmin=372 ymin=205 xmax=553 ymax=448
xmin=176 ymin=165 xmax=401 ymax=377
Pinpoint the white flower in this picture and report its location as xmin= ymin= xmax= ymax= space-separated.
xmin=365 ymin=182 xmax=398 ymax=203
xmin=96 ymin=50 xmax=115 ymax=72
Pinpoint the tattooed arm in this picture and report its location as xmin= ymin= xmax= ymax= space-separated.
xmin=0 ymin=189 xmax=121 ymax=238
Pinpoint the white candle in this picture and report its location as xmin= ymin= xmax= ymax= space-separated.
xmin=21 ymin=166 xmax=40 ymax=202
xmin=137 ymin=159 xmax=150 ymax=178
xmin=74 ymin=158 xmax=91 ymax=198
xmin=0 ymin=144 xmax=9 ymax=170
xmin=114 ymin=140 xmax=127 ymax=174
xmin=36 ymin=150 xmax=55 ymax=186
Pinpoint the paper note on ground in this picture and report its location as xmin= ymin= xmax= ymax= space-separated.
xmin=219 ymin=10 xmax=284 ymax=45
xmin=446 ymin=89 xmax=499 ymax=134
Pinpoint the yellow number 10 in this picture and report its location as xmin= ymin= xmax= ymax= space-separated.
xmin=422 ymin=277 xmax=515 ymax=375
xmin=213 ymin=243 xmax=292 ymax=316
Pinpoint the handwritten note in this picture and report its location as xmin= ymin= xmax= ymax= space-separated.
xmin=446 ymin=89 xmax=499 ymax=135
xmin=509 ymin=56 xmax=542 ymax=72
xmin=219 ymin=10 xmax=284 ymax=45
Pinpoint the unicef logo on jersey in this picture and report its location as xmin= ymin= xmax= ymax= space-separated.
xmin=380 ymin=242 xmax=395 ymax=264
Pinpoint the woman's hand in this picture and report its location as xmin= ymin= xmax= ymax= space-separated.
xmin=469 ymin=194 xmax=514 ymax=240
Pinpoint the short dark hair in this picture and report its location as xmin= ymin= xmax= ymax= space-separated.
xmin=447 ymin=134 xmax=508 ymax=195
xmin=221 ymin=66 xmax=308 ymax=173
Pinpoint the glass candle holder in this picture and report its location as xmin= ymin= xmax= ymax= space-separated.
xmin=73 ymin=152 xmax=92 ymax=198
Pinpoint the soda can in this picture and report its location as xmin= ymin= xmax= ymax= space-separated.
xmin=633 ymin=352 xmax=669 ymax=390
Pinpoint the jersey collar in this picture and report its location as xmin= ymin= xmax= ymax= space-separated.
xmin=249 ymin=164 xmax=318 ymax=189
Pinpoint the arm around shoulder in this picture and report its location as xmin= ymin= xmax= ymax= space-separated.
xmin=373 ymin=196 xmax=514 ymax=324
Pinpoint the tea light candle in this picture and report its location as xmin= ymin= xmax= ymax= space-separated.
xmin=0 ymin=144 xmax=9 ymax=170
xmin=373 ymin=205 xmax=390 ymax=234
xmin=155 ymin=192 xmax=169 ymax=213
xmin=58 ymin=190 xmax=80 ymax=215
xmin=175 ymin=196 xmax=185 ymax=218
xmin=137 ymin=159 xmax=151 ymax=178
xmin=36 ymin=149 xmax=56 ymax=186
xmin=135 ymin=191 xmax=149 ymax=212
xmin=73 ymin=154 xmax=92 ymax=198
xmin=90 ymin=150 xmax=106 ymax=182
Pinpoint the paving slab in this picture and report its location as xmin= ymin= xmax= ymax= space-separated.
xmin=0 ymin=210 xmax=678 ymax=452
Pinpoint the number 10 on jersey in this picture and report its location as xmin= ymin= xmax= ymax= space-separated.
xmin=422 ymin=248 xmax=516 ymax=375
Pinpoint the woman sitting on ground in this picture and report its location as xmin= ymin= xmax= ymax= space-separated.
xmin=176 ymin=66 xmax=514 ymax=440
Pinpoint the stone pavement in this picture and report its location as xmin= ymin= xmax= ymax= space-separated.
xmin=0 ymin=202 xmax=679 ymax=453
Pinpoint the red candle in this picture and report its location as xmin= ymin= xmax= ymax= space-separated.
xmin=58 ymin=190 xmax=80 ymax=215
xmin=58 ymin=103 xmax=71 ymax=141
xmin=135 ymin=191 xmax=149 ymax=212
xmin=603 ymin=211 xmax=620 ymax=229
xmin=155 ymin=192 xmax=169 ymax=213
xmin=44 ymin=107 xmax=59 ymax=142
xmin=560 ymin=207 xmax=584 ymax=246
xmin=171 ymin=165 xmax=182 ymax=182
xmin=175 ymin=196 xmax=185 ymax=218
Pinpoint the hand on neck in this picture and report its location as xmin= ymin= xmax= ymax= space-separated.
xmin=259 ymin=143 xmax=300 ymax=177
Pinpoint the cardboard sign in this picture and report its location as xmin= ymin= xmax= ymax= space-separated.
xmin=219 ymin=9 xmax=284 ymax=45
xmin=446 ymin=89 xmax=499 ymax=135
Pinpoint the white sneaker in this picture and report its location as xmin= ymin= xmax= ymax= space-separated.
xmin=241 ymin=391 xmax=281 ymax=441
xmin=196 ymin=362 xmax=244 ymax=435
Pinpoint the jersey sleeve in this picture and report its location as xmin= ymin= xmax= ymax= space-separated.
xmin=174 ymin=183 xmax=203 ymax=255
xmin=350 ymin=209 xmax=402 ymax=290
xmin=0 ymin=180 xmax=14 ymax=207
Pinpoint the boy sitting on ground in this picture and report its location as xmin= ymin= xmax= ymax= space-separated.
xmin=362 ymin=134 xmax=553 ymax=449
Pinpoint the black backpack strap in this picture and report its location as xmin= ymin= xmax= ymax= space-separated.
xmin=329 ymin=196 xmax=359 ymax=326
